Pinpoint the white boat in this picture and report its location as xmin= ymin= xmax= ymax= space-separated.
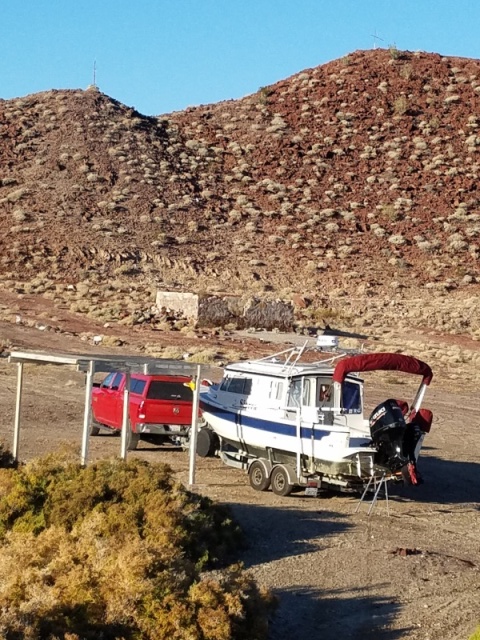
xmin=198 ymin=341 xmax=434 ymax=495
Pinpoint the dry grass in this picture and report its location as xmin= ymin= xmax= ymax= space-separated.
xmin=0 ymin=448 xmax=275 ymax=639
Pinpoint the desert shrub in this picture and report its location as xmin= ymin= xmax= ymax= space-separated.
xmin=470 ymin=627 xmax=480 ymax=640
xmin=394 ymin=95 xmax=408 ymax=115
xmin=0 ymin=450 xmax=274 ymax=639
xmin=389 ymin=44 xmax=400 ymax=60
xmin=0 ymin=451 xmax=242 ymax=564
xmin=300 ymin=306 xmax=342 ymax=324
xmin=186 ymin=348 xmax=220 ymax=364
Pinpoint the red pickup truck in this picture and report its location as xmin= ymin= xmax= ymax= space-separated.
xmin=91 ymin=372 xmax=195 ymax=450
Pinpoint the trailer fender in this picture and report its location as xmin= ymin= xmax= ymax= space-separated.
xmin=274 ymin=463 xmax=297 ymax=486
xmin=248 ymin=457 xmax=272 ymax=477
xmin=270 ymin=464 xmax=296 ymax=497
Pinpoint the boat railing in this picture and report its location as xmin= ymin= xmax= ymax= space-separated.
xmin=250 ymin=341 xmax=310 ymax=375
xmin=251 ymin=340 xmax=364 ymax=374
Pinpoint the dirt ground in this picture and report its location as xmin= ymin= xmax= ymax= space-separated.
xmin=0 ymin=321 xmax=479 ymax=640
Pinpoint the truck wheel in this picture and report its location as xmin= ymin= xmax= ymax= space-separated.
xmin=248 ymin=460 xmax=271 ymax=491
xmin=90 ymin=423 xmax=100 ymax=436
xmin=270 ymin=465 xmax=294 ymax=497
xmin=196 ymin=427 xmax=219 ymax=458
xmin=126 ymin=422 xmax=140 ymax=451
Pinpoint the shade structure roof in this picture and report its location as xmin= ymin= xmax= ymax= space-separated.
xmin=7 ymin=349 xmax=203 ymax=375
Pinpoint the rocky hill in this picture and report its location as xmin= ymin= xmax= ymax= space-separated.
xmin=1 ymin=48 xmax=480 ymax=340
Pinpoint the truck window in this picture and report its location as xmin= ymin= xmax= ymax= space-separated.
xmin=101 ymin=372 xmax=122 ymax=390
xmin=147 ymin=381 xmax=192 ymax=402
xmin=130 ymin=379 xmax=146 ymax=395
xmin=110 ymin=373 xmax=123 ymax=391
xmin=100 ymin=372 xmax=116 ymax=388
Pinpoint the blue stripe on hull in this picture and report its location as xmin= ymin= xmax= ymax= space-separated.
xmin=201 ymin=397 xmax=333 ymax=440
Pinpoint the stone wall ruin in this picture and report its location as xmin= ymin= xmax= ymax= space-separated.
xmin=155 ymin=291 xmax=294 ymax=331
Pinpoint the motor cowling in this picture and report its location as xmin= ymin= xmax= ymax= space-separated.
xmin=369 ymin=399 xmax=409 ymax=472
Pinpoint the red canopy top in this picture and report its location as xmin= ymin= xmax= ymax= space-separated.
xmin=333 ymin=353 xmax=433 ymax=385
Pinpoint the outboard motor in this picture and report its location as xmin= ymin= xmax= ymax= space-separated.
xmin=369 ymin=399 xmax=408 ymax=472
xmin=402 ymin=409 xmax=433 ymax=485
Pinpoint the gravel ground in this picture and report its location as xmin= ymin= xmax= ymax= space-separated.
xmin=0 ymin=334 xmax=479 ymax=640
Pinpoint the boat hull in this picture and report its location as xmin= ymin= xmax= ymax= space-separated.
xmin=200 ymin=395 xmax=386 ymax=483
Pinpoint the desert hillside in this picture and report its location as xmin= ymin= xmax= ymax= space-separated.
xmin=0 ymin=47 xmax=480 ymax=342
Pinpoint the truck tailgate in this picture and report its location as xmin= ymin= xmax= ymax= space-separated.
xmin=143 ymin=380 xmax=193 ymax=425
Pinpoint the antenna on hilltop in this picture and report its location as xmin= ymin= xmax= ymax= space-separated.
xmin=371 ymin=30 xmax=384 ymax=49
xmin=93 ymin=60 xmax=97 ymax=87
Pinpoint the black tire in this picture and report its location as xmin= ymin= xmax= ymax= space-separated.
xmin=90 ymin=423 xmax=101 ymax=436
xmin=196 ymin=427 xmax=219 ymax=458
xmin=270 ymin=466 xmax=294 ymax=497
xmin=248 ymin=460 xmax=271 ymax=491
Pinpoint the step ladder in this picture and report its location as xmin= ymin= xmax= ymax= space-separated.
xmin=354 ymin=473 xmax=390 ymax=516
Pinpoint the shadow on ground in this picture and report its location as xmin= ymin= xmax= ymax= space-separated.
xmin=228 ymin=503 xmax=407 ymax=640
xmin=388 ymin=450 xmax=480 ymax=506
xmin=229 ymin=503 xmax=350 ymax=565
xmin=268 ymin=585 xmax=409 ymax=640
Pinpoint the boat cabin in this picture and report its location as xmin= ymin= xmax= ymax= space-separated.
xmin=217 ymin=360 xmax=365 ymax=429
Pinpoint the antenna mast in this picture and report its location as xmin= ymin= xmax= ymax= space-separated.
xmin=371 ymin=30 xmax=384 ymax=49
xmin=93 ymin=60 xmax=97 ymax=87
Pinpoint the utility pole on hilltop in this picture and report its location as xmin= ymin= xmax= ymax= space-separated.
xmin=371 ymin=30 xmax=384 ymax=49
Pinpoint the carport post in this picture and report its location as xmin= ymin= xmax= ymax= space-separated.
xmin=120 ymin=371 xmax=131 ymax=460
xmin=12 ymin=362 xmax=24 ymax=461
xmin=81 ymin=360 xmax=95 ymax=466
xmin=188 ymin=365 xmax=201 ymax=487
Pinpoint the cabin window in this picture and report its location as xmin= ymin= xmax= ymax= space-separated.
xmin=224 ymin=377 xmax=253 ymax=395
xmin=287 ymin=379 xmax=302 ymax=408
xmin=220 ymin=376 xmax=231 ymax=391
xmin=270 ymin=380 xmax=284 ymax=401
xmin=316 ymin=378 xmax=333 ymax=406
xmin=302 ymin=379 xmax=311 ymax=406
xmin=342 ymin=381 xmax=362 ymax=413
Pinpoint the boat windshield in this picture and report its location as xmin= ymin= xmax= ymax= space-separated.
xmin=342 ymin=380 xmax=362 ymax=414
xmin=219 ymin=375 xmax=253 ymax=395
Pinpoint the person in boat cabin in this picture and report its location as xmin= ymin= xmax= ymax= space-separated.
xmin=317 ymin=381 xmax=334 ymax=425
xmin=319 ymin=383 xmax=332 ymax=403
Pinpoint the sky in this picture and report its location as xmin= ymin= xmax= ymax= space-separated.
xmin=2 ymin=1 xmax=480 ymax=117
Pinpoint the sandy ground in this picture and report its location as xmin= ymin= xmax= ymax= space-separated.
xmin=0 ymin=327 xmax=479 ymax=640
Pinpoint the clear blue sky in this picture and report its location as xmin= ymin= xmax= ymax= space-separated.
xmin=1 ymin=1 xmax=479 ymax=116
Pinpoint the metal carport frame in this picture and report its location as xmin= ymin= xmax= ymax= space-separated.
xmin=7 ymin=350 xmax=205 ymax=486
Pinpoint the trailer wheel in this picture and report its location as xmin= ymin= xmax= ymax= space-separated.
xmin=248 ymin=460 xmax=271 ymax=491
xmin=270 ymin=465 xmax=294 ymax=497
xmin=196 ymin=427 xmax=219 ymax=458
